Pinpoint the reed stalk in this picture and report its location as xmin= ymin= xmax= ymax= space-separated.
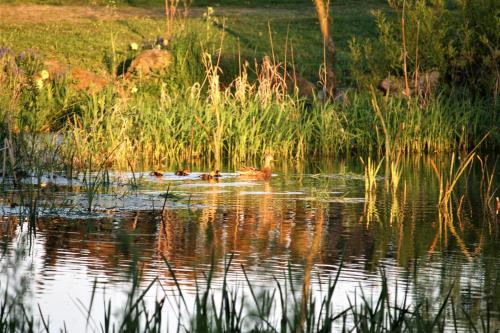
xmin=477 ymin=155 xmax=498 ymax=218
xmin=361 ymin=156 xmax=384 ymax=193
xmin=0 ymin=27 xmax=496 ymax=170
xmin=390 ymin=153 xmax=403 ymax=196
xmin=430 ymin=133 xmax=489 ymax=213
xmin=313 ymin=0 xmax=336 ymax=99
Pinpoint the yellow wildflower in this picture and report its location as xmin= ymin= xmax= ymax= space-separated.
xmin=40 ymin=70 xmax=49 ymax=80
xmin=35 ymin=78 xmax=44 ymax=90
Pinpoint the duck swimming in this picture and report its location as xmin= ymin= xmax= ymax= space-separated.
xmin=175 ymin=169 xmax=190 ymax=176
xmin=200 ymin=170 xmax=222 ymax=181
xmin=238 ymin=154 xmax=274 ymax=180
xmin=200 ymin=171 xmax=215 ymax=181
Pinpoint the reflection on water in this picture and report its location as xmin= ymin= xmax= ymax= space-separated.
xmin=0 ymin=157 xmax=499 ymax=331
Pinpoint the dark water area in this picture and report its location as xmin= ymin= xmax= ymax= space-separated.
xmin=0 ymin=156 xmax=499 ymax=331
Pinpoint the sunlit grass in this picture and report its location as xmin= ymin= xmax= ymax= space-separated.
xmin=0 ymin=0 xmax=497 ymax=173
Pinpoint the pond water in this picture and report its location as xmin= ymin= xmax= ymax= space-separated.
xmin=0 ymin=157 xmax=499 ymax=331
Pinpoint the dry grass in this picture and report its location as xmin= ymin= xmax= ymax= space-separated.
xmin=0 ymin=4 xmax=162 ymax=23
xmin=0 ymin=3 xmax=312 ymax=24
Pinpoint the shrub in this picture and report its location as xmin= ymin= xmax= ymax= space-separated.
xmin=349 ymin=0 xmax=499 ymax=99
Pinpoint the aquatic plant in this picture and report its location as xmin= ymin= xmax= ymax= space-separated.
xmin=1 ymin=248 xmax=495 ymax=332
xmin=361 ymin=156 xmax=384 ymax=193
xmin=390 ymin=153 xmax=403 ymax=196
xmin=477 ymin=155 xmax=498 ymax=219
xmin=430 ymin=134 xmax=489 ymax=216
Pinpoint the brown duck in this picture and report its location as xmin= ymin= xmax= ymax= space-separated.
xmin=238 ymin=154 xmax=274 ymax=180
xmin=200 ymin=170 xmax=222 ymax=181
xmin=150 ymin=171 xmax=164 ymax=177
xmin=175 ymin=169 xmax=190 ymax=176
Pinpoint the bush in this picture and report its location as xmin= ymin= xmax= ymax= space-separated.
xmin=349 ymin=0 xmax=499 ymax=99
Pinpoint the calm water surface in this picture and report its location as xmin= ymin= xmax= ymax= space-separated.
xmin=0 ymin=157 xmax=499 ymax=331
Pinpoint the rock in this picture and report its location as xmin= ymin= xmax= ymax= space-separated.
xmin=378 ymin=70 xmax=440 ymax=97
xmin=39 ymin=59 xmax=109 ymax=93
xmin=141 ymin=35 xmax=170 ymax=50
xmin=285 ymin=72 xmax=317 ymax=100
xmin=70 ymin=68 xmax=109 ymax=93
xmin=285 ymin=72 xmax=349 ymax=104
xmin=1 ymin=53 xmax=109 ymax=93
xmin=378 ymin=76 xmax=406 ymax=96
xmin=333 ymin=89 xmax=349 ymax=105
xmin=43 ymin=59 xmax=69 ymax=79
xmin=42 ymin=60 xmax=110 ymax=93
xmin=126 ymin=49 xmax=173 ymax=78
xmin=418 ymin=70 xmax=440 ymax=96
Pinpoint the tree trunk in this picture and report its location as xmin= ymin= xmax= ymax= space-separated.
xmin=314 ymin=0 xmax=336 ymax=100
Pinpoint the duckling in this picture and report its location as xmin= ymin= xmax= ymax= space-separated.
xmin=200 ymin=171 xmax=216 ymax=180
xmin=149 ymin=171 xmax=164 ymax=177
xmin=199 ymin=170 xmax=222 ymax=181
xmin=175 ymin=169 xmax=190 ymax=176
xmin=238 ymin=154 xmax=274 ymax=180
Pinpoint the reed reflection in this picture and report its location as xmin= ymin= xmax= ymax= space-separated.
xmin=0 ymin=180 xmax=495 ymax=281
xmin=0 ymin=156 xmax=497 ymax=327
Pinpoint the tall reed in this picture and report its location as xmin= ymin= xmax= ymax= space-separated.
xmin=0 ymin=26 xmax=497 ymax=172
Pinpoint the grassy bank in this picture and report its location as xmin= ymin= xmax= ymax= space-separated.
xmin=0 ymin=0 xmax=497 ymax=173
xmin=0 ymin=1 xmax=382 ymax=80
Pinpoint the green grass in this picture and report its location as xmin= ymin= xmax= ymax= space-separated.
xmin=0 ymin=0 xmax=384 ymax=7
xmin=0 ymin=0 xmax=497 ymax=173
xmin=217 ymin=2 xmax=381 ymax=85
xmin=7 ymin=76 xmax=493 ymax=171
xmin=0 ymin=19 xmax=165 ymax=72
xmin=0 ymin=0 xmax=385 ymax=84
